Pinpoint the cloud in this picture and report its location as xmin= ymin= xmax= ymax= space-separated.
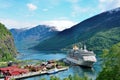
xmin=0 ymin=18 xmax=76 ymax=31
xmin=71 ymin=5 xmax=90 ymax=17
xmin=98 ymin=0 xmax=120 ymax=12
xmin=67 ymin=0 xmax=90 ymax=17
xmin=40 ymin=20 xmax=76 ymax=31
xmin=0 ymin=18 xmax=37 ymax=29
xmin=27 ymin=3 xmax=37 ymax=11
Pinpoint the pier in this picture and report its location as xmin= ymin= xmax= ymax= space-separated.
xmin=0 ymin=67 xmax=69 ymax=80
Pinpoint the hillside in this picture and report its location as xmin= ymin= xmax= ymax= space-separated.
xmin=10 ymin=25 xmax=59 ymax=49
xmin=0 ymin=23 xmax=17 ymax=61
xmin=10 ymin=25 xmax=59 ymax=42
xmin=33 ymin=8 xmax=120 ymax=51
xmin=97 ymin=42 xmax=120 ymax=80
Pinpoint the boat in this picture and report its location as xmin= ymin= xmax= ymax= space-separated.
xmin=65 ymin=45 xmax=97 ymax=67
xmin=47 ymin=68 xmax=58 ymax=74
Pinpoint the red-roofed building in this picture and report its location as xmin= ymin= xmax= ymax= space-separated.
xmin=0 ymin=66 xmax=29 ymax=76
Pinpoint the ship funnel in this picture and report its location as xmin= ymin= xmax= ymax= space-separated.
xmin=73 ymin=45 xmax=79 ymax=50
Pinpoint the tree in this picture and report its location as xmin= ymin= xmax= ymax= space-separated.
xmin=97 ymin=42 xmax=120 ymax=80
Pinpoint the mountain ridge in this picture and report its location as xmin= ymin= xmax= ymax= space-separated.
xmin=10 ymin=25 xmax=59 ymax=49
xmin=10 ymin=25 xmax=59 ymax=42
xmin=33 ymin=7 xmax=120 ymax=51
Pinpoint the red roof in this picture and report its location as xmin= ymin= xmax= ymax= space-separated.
xmin=8 ymin=71 xmax=20 ymax=76
xmin=0 ymin=66 xmax=29 ymax=76
xmin=0 ymin=66 xmax=17 ymax=71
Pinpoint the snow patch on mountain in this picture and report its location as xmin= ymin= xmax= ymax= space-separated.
xmin=108 ymin=7 xmax=120 ymax=14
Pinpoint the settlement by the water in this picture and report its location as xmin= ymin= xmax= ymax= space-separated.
xmin=0 ymin=60 xmax=69 ymax=80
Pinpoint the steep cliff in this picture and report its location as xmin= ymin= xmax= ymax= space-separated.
xmin=0 ymin=23 xmax=17 ymax=61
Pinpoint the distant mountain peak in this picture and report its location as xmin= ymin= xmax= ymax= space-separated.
xmin=108 ymin=7 xmax=120 ymax=14
xmin=10 ymin=24 xmax=59 ymax=44
xmin=31 ymin=25 xmax=58 ymax=31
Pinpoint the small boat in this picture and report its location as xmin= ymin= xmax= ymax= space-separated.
xmin=47 ymin=68 xmax=58 ymax=74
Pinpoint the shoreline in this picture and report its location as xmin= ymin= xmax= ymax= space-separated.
xmin=0 ymin=67 xmax=69 ymax=80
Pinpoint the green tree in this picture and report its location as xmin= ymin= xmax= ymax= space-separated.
xmin=73 ymin=74 xmax=81 ymax=80
xmin=50 ymin=76 xmax=60 ymax=80
xmin=97 ymin=42 xmax=120 ymax=80
xmin=41 ymin=74 xmax=90 ymax=80
xmin=68 ymin=75 xmax=72 ymax=80
xmin=41 ymin=78 xmax=46 ymax=80
xmin=63 ymin=78 xmax=70 ymax=80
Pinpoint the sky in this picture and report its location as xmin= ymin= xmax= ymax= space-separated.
xmin=0 ymin=0 xmax=120 ymax=31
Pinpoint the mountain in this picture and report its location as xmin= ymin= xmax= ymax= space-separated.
xmin=10 ymin=25 xmax=59 ymax=49
xmin=10 ymin=25 xmax=59 ymax=42
xmin=33 ymin=7 xmax=120 ymax=51
xmin=0 ymin=23 xmax=17 ymax=61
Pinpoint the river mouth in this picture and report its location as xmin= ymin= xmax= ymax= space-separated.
xmin=16 ymin=48 xmax=101 ymax=80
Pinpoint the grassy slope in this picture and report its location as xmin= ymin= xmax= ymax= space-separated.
xmin=70 ymin=27 xmax=120 ymax=51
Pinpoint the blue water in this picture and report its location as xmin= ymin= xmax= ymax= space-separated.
xmin=16 ymin=49 xmax=102 ymax=80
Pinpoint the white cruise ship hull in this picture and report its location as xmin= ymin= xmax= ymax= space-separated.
xmin=66 ymin=57 xmax=95 ymax=67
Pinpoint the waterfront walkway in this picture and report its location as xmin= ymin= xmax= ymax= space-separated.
xmin=0 ymin=67 xmax=69 ymax=80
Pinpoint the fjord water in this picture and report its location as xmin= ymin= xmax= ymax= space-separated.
xmin=16 ymin=42 xmax=101 ymax=80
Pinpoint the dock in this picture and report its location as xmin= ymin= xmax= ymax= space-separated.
xmin=11 ymin=71 xmax=47 ymax=79
xmin=0 ymin=67 xmax=69 ymax=80
xmin=57 ymin=67 xmax=69 ymax=72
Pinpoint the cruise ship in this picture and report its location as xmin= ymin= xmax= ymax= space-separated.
xmin=65 ymin=45 xmax=97 ymax=67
